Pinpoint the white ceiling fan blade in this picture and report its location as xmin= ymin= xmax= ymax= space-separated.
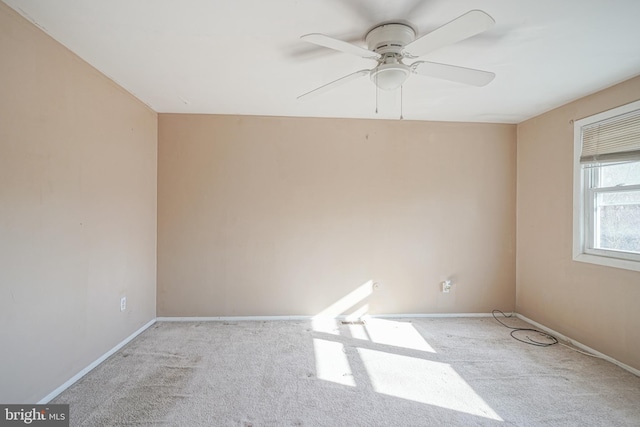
xmin=412 ymin=61 xmax=495 ymax=86
xmin=404 ymin=10 xmax=495 ymax=57
xmin=301 ymin=34 xmax=380 ymax=59
xmin=298 ymin=69 xmax=371 ymax=100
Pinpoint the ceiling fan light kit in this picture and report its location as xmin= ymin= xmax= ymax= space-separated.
xmin=298 ymin=9 xmax=497 ymax=114
xmin=370 ymin=62 xmax=410 ymax=90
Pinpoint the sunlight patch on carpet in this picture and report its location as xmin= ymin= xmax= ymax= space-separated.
xmin=348 ymin=322 xmax=370 ymax=341
xmin=311 ymin=318 xmax=340 ymax=335
xmin=364 ymin=318 xmax=435 ymax=352
xmin=358 ymin=348 xmax=502 ymax=421
xmin=313 ymin=339 xmax=356 ymax=387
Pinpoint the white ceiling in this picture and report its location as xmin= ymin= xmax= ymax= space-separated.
xmin=5 ymin=0 xmax=640 ymax=123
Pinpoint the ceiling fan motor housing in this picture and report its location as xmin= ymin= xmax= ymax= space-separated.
xmin=366 ymin=24 xmax=415 ymax=90
xmin=365 ymin=23 xmax=416 ymax=55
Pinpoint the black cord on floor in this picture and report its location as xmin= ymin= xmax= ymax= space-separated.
xmin=492 ymin=310 xmax=559 ymax=347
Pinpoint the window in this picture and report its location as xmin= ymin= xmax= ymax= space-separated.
xmin=573 ymin=100 xmax=640 ymax=271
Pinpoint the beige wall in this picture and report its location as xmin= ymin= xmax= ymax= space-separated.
xmin=8 ymin=0 xmax=638 ymax=400
xmin=0 ymin=3 xmax=157 ymax=403
xmin=158 ymin=114 xmax=516 ymax=317
xmin=517 ymin=75 xmax=640 ymax=371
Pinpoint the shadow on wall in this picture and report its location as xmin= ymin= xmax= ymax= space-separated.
xmin=311 ymin=281 xmax=503 ymax=421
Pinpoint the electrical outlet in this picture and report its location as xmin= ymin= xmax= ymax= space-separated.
xmin=442 ymin=280 xmax=452 ymax=293
xmin=120 ymin=296 xmax=126 ymax=311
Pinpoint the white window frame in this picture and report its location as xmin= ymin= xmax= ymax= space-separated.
xmin=573 ymin=100 xmax=640 ymax=272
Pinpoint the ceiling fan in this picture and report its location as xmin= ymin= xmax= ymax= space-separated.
xmin=298 ymin=9 xmax=496 ymax=100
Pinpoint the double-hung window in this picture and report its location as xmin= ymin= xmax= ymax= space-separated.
xmin=573 ymin=100 xmax=640 ymax=271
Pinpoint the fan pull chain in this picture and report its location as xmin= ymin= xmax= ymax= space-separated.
xmin=375 ymin=74 xmax=379 ymax=114
xmin=400 ymin=85 xmax=404 ymax=120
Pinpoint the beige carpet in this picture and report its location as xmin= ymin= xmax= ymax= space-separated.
xmin=52 ymin=317 xmax=640 ymax=426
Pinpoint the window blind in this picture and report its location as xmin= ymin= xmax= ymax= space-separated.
xmin=580 ymin=106 xmax=640 ymax=164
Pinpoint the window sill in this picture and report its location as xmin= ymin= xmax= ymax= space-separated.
xmin=573 ymin=252 xmax=640 ymax=272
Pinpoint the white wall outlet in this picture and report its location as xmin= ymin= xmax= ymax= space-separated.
xmin=442 ymin=280 xmax=452 ymax=293
xmin=120 ymin=296 xmax=126 ymax=311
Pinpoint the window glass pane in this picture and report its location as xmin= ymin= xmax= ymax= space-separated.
xmin=596 ymin=161 xmax=640 ymax=188
xmin=595 ymin=190 xmax=640 ymax=253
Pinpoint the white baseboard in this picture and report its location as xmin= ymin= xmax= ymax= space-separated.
xmin=516 ymin=313 xmax=640 ymax=377
xmin=157 ymin=315 xmax=312 ymax=322
xmin=156 ymin=313 xmax=495 ymax=322
xmin=37 ymin=318 xmax=157 ymax=404
xmin=369 ymin=313 xmax=495 ymax=318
